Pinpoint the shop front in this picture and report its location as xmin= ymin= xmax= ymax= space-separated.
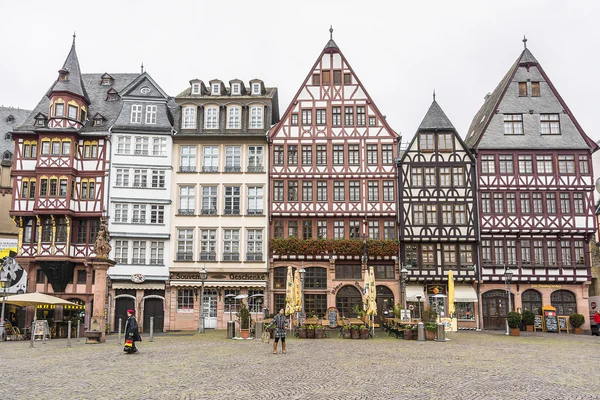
xmin=109 ymin=277 xmax=166 ymax=333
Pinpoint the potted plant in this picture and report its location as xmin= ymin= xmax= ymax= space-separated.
xmin=507 ymin=312 xmax=522 ymax=336
xmin=402 ymin=324 xmax=413 ymax=340
xmin=307 ymin=324 xmax=315 ymax=339
xmin=522 ymin=310 xmax=535 ymax=332
xmin=298 ymin=325 xmax=307 ymax=339
xmin=343 ymin=325 xmax=351 ymax=339
xmin=237 ymin=301 xmax=251 ymax=339
xmin=411 ymin=325 xmax=418 ymax=340
xmin=569 ymin=313 xmax=585 ymax=334
xmin=425 ymin=323 xmax=437 ymax=340
xmin=422 ymin=307 xmax=437 ymax=323
xmin=359 ymin=324 xmax=369 ymax=339
xmin=350 ymin=325 xmax=360 ymax=339
xmin=315 ymin=324 xmax=324 ymax=339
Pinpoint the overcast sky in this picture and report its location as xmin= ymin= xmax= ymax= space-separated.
xmin=1 ymin=1 xmax=598 ymax=143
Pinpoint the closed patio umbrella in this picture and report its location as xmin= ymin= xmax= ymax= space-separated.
xmin=367 ymin=266 xmax=377 ymax=316
xmin=293 ymin=269 xmax=302 ymax=314
xmin=284 ymin=266 xmax=295 ymax=316
xmin=448 ymin=270 xmax=455 ymax=316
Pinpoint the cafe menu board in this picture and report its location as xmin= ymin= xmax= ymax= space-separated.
xmin=33 ymin=320 xmax=50 ymax=340
xmin=327 ymin=307 xmax=339 ymax=328
xmin=534 ymin=315 xmax=543 ymax=331
xmin=544 ymin=310 xmax=558 ymax=333
xmin=558 ymin=316 xmax=569 ymax=333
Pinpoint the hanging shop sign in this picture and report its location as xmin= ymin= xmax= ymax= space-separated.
xmin=427 ymin=285 xmax=447 ymax=296
xmin=131 ymin=273 xmax=145 ymax=283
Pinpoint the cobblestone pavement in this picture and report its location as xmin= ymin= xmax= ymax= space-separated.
xmin=1 ymin=329 xmax=599 ymax=400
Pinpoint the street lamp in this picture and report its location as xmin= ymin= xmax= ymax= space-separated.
xmin=400 ymin=266 xmax=409 ymax=311
xmin=198 ymin=265 xmax=208 ymax=334
xmin=416 ymin=295 xmax=422 ymax=320
xmin=0 ymin=275 xmax=8 ymax=342
xmin=299 ymin=268 xmax=306 ymax=326
xmin=503 ymin=265 xmax=514 ymax=336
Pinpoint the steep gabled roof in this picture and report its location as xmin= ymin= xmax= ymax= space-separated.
xmin=49 ymin=37 xmax=90 ymax=103
xmin=418 ymin=100 xmax=455 ymax=130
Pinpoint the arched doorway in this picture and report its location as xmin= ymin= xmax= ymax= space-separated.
xmin=482 ymin=290 xmax=514 ymax=330
xmin=114 ymin=296 xmax=135 ymax=331
xmin=521 ymin=290 xmax=542 ymax=315
xmin=551 ymin=290 xmax=577 ymax=315
xmin=376 ymin=285 xmax=394 ymax=324
xmin=143 ymin=297 xmax=164 ymax=333
xmin=336 ymin=286 xmax=362 ymax=318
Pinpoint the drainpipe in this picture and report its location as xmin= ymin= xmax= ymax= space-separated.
xmin=265 ymin=128 xmax=271 ymax=313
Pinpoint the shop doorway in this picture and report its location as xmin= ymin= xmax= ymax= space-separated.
xmin=336 ymin=286 xmax=362 ymax=318
xmin=115 ymin=297 xmax=135 ymax=331
xmin=143 ymin=298 xmax=164 ymax=333
xmin=482 ymin=290 xmax=514 ymax=330
xmin=522 ymin=289 xmax=542 ymax=315
xmin=202 ymin=290 xmax=218 ymax=329
xmin=375 ymin=285 xmax=394 ymax=324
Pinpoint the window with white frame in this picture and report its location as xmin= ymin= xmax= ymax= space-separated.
xmin=177 ymin=289 xmax=194 ymax=311
xmin=246 ymin=229 xmax=263 ymax=260
xmin=115 ymin=168 xmax=129 ymax=187
xmin=150 ymin=241 xmax=164 ymax=265
xmin=205 ymin=107 xmax=219 ymax=129
xmin=179 ymin=146 xmax=196 ymax=172
xmin=177 ymin=229 xmax=194 ymax=261
xmin=224 ymin=289 xmax=240 ymax=312
xmin=150 ymin=205 xmax=164 ymax=224
xmin=248 ymin=146 xmax=264 ymax=171
xmin=182 ymin=106 xmax=196 ymax=129
xmin=199 ymin=229 xmax=217 ymax=260
xmin=481 ymin=155 xmax=495 ymax=174
xmin=250 ymin=106 xmax=263 ymax=129
xmin=384 ymin=221 xmax=395 ymax=240
xmin=302 ymin=181 xmax=313 ymax=202
xmin=228 ymin=107 xmax=241 ymax=129
xmin=349 ymin=181 xmax=360 ymax=202
xmin=133 ymin=169 xmax=147 ymax=188
xmin=224 ymin=186 xmax=241 ymax=215
xmin=191 ymin=83 xmax=201 ymax=94
xmin=202 ymin=186 xmax=218 ymax=214
xmin=202 ymin=146 xmax=219 ymax=172
xmin=248 ymin=289 xmax=264 ymax=312
xmin=132 ymin=240 xmax=147 ymax=264
xmin=117 ymin=136 xmax=131 ymax=154
xmin=247 ymin=187 xmax=263 ymax=214
xmin=381 ymin=145 xmax=393 ymax=164
xmin=212 ymin=83 xmax=221 ymax=95
xmin=333 ymin=181 xmax=345 ymax=201
xmin=225 ymin=146 xmax=241 ymax=172
xmin=179 ymin=186 xmax=195 ymax=214
xmin=368 ymin=181 xmax=379 ymax=201
xmin=114 ymin=203 xmax=129 ymax=223
xmin=334 ymin=221 xmax=344 ymax=239
xmin=223 ymin=229 xmax=240 ymax=260
xmin=231 ymin=83 xmax=241 ymax=95
xmin=368 ymin=221 xmax=379 ymax=240
xmin=540 ymin=114 xmax=560 ymax=134
xmin=151 ymin=170 xmax=165 ymax=188
xmin=152 ymin=137 xmax=167 ymax=156
xmin=134 ymin=137 xmax=149 ymax=155
xmin=252 ymin=83 xmax=260 ymax=95
xmin=132 ymin=204 xmax=147 ymax=224
xmin=453 ymin=167 xmax=464 ymax=186
xmin=383 ymin=181 xmax=394 ymax=201
xmin=130 ymin=105 xmax=142 ymax=123
xmin=145 ymin=105 xmax=157 ymax=124
xmin=503 ymin=114 xmax=523 ymax=134
xmin=317 ymin=181 xmax=327 ymax=201
xmin=115 ymin=240 xmax=128 ymax=264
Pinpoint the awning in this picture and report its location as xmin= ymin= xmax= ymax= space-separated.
xmin=170 ymin=280 xmax=266 ymax=288
xmin=406 ymin=285 xmax=425 ymax=301
xmin=112 ymin=282 xmax=165 ymax=290
xmin=454 ymin=285 xmax=478 ymax=302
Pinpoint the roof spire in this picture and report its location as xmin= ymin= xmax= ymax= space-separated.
xmin=433 ymin=89 xmax=436 ymax=102
xmin=141 ymin=62 xmax=144 ymax=74
xmin=72 ymin=31 xmax=76 ymax=46
xmin=329 ymin=25 xmax=333 ymax=40
xmin=522 ymin=35 xmax=527 ymax=49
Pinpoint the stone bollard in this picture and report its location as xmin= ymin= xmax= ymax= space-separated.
xmin=118 ymin=318 xmax=122 ymax=345
xmin=417 ymin=322 xmax=426 ymax=341
xmin=149 ymin=317 xmax=154 ymax=342
xmin=67 ymin=320 xmax=72 ymax=348
xmin=435 ymin=322 xmax=446 ymax=342
xmin=77 ymin=320 xmax=80 ymax=342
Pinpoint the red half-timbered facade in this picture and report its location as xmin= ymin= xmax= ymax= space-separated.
xmin=269 ymin=30 xmax=399 ymax=321
xmin=10 ymin=39 xmax=136 ymax=330
xmin=465 ymin=41 xmax=598 ymax=331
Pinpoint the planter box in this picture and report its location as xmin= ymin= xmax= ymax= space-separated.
xmin=425 ymin=330 xmax=435 ymax=340
xmin=343 ymin=330 xmax=351 ymax=339
xmin=509 ymin=328 xmax=520 ymax=336
xmin=404 ymin=330 xmax=413 ymax=340
xmin=315 ymin=329 xmax=324 ymax=339
xmin=360 ymin=329 xmax=369 ymax=339
xmin=573 ymin=327 xmax=583 ymax=335
xmin=351 ymin=329 xmax=360 ymax=339
xmin=298 ymin=328 xmax=307 ymax=339
xmin=526 ymin=325 xmax=534 ymax=332
xmin=307 ymin=329 xmax=315 ymax=339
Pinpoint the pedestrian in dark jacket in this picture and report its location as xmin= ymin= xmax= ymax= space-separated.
xmin=124 ymin=309 xmax=142 ymax=354
xmin=272 ymin=308 xmax=287 ymax=354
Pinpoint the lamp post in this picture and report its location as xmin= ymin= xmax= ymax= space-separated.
xmin=503 ymin=265 xmax=513 ymax=336
xmin=400 ymin=266 xmax=408 ymax=311
xmin=299 ymin=268 xmax=306 ymax=326
xmin=0 ymin=275 xmax=8 ymax=342
xmin=416 ymin=295 xmax=422 ymax=320
xmin=198 ymin=265 xmax=208 ymax=334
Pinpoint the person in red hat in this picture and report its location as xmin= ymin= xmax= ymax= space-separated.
xmin=124 ymin=309 xmax=142 ymax=354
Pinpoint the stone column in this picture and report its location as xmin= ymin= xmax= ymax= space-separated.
xmin=85 ymin=258 xmax=115 ymax=343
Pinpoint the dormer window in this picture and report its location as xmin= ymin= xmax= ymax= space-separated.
xmin=192 ymin=83 xmax=201 ymax=94
xmin=251 ymin=83 xmax=261 ymax=95
xmin=102 ymin=78 xmax=111 ymax=85
xmin=6 ymin=115 xmax=14 ymax=123
xmin=3 ymin=151 xmax=11 ymax=160
xmin=231 ymin=83 xmax=241 ymax=95
xmin=35 ymin=114 xmax=46 ymax=127
xmin=93 ymin=117 xmax=104 ymax=127
xmin=101 ymin=73 xmax=114 ymax=86
xmin=54 ymin=103 xmax=64 ymax=117
xmin=107 ymin=89 xmax=119 ymax=102
xmin=4 ymin=133 xmax=11 ymax=140
xmin=68 ymin=105 xmax=78 ymax=119
xmin=212 ymin=84 xmax=221 ymax=95
xmin=59 ymin=70 xmax=69 ymax=81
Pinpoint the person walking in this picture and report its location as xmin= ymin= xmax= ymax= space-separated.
xmin=594 ymin=311 xmax=600 ymax=336
xmin=272 ymin=308 xmax=287 ymax=354
xmin=124 ymin=309 xmax=142 ymax=354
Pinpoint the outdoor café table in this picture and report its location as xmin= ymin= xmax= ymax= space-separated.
xmin=348 ymin=318 xmax=364 ymax=325
xmin=304 ymin=317 xmax=318 ymax=326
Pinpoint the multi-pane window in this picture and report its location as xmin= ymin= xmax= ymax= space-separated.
xmin=205 ymin=107 xmax=219 ymax=129
xmin=503 ymin=114 xmax=523 ymax=134
xmin=481 ymin=193 xmax=491 ymax=213
xmin=150 ymin=205 xmax=164 ymax=224
xmin=481 ymin=240 xmax=492 ymax=264
xmin=333 ymin=145 xmax=344 ymax=165
xmin=225 ymin=146 xmax=241 ymax=172
xmin=349 ymin=181 xmax=360 ymax=201
xmin=547 ymin=241 xmax=558 ymax=266
xmin=438 ymin=134 xmax=453 ymax=151
xmin=134 ymin=137 xmax=149 ymax=155
xmin=419 ymin=133 xmax=434 ymax=151
xmin=182 ymin=107 xmax=196 ymax=129
xmin=413 ymin=204 xmax=424 ymax=225
xmin=348 ymin=145 xmax=359 ymax=165
xmin=518 ymin=155 xmax=533 ymax=174
xmin=532 ymin=193 xmax=543 ymax=214
xmin=561 ymin=241 xmax=571 ymax=266
xmin=223 ymin=229 xmax=240 ymax=259
xmin=575 ymin=241 xmax=585 ymax=264
xmin=246 ymin=229 xmax=263 ymax=260
xmin=344 ymin=107 xmax=354 ymax=125
xmin=145 ymin=105 xmax=157 ymax=124
xmin=534 ymin=241 xmax=544 ymax=265
xmin=116 ymin=168 xmax=129 ymax=187
xmin=302 ymin=146 xmax=312 ymax=165
xmin=151 ymin=170 xmax=165 ymax=188
xmin=460 ymin=245 xmax=473 ymax=265
xmin=179 ymin=186 xmax=195 ymax=214
xmin=150 ymin=241 xmax=164 ymax=265
xmin=133 ymin=169 xmax=147 ymax=188
xmin=443 ymin=244 xmax=457 ymax=265
xmin=317 ymin=181 xmax=327 ymax=202
xmin=455 ymin=204 xmax=466 ymax=225
xmin=536 ymin=155 xmax=553 ymax=174
xmin=356 ymin=106 xmax=366 ymax=125
xmin=493 ymin=193 xmax=504 ymax=213
xmin=291 ymin=114 xmax=298 ymax=125
xmin=301 ymin=109 xmax=312 ymax=125
xmin=224 ymin=186 xmax=241 ymax=215
xmin=332 ymin=107 xmax=341 ymax=126
xmin=560 ymin=193 xmax=570 ymax=214
xmin=425 ymin=168 xmax=436 ymax=187
xmin=452 ymin=167 xmax=464 ymax=186
xmin=368 ymin=220 xmax=379 ymax=240
xmin=493 ymin=240 xmax=504 ymax=264
xmin=302 ymin=181 xmax=313 ymax=202
xmin=426 ymin=205 xmax=437 ymax=225
xmin=202 ymin=146 xmax=219 ymax=172
xmin=180 ymin=146 xmax=196 ymax=171
xmin=132 ymin=204 xmax=147 ymax=224
xmin=499 ymin=155 xmax=514 ymax=174
xmin=383 ymin=181 xmax=394 ymax=201
xmin=288 ymin=221 xmax=298 ymax=238
xmin=228 ymin=107 xmax=241 ymax=129
xmin=115 ymin=240 xmax=128 ymax=264
xmin=316 ymin=145 xmax=327 ymax=165
xmin=573 ymin=193 xmax=584 ymax=214
xmin=317 ymin=221 xmax=327 ymax=239
xmin=369 ymin=117 xmax=377 ymax=126
xmin=114 ymin=204 xmax=128 ymax=223
xmin=224 ymin=289 xmax=241 ymax=313
xmin=405 ymin=244 xmax=418 ymax=266
xmin=273 ymin=145 xmax=284 ymax=165
xmin=506 ymin=193 xmax=516 ymax=213
xmin=422 ymin=245 xmax=435 ymax=265
xmin=273 ymin=221 xmax=284 ymax=238
xmin=442 ymin=205 xmax=453 ymax=225
xmin=540 ymin=114 xmax=560 ymax=134
xmin=383 ymin=221 xmax=395 ymax=240
xmin=131 ymin=105 xmax=142 ymax=123
xmin=132 ymin=240 xmax=146 ymax=264
xmin=201 ymin=186 xmax=218 ymax=213
xmin=177 ymin=289 xmax=194 ymax=311
xmin=247 ymin=187 xmax=264 ymax=213
xmin=199 ymin=229 xmax=217 ymax=260
xmin=177 ymin=229 xmax=194 ymax=261
xmin=411 ymin=167 xmax=423 ymax=187
xmin=520 ymin=193 xmax=531 ymax=213
xmin=481 ymin=155 xmax=495 ymax=174
xmin=273 ymin=181 xmax=284 ymax=202
xmin=287 ymin=145 xmax=298 ymax=165
xmin=521 ymin=240 xmax=531 ymax=265
xmin=579 ymin=155 xmax=589 ymax=174
xmin=440 ymin=168 xmax=451 ymax=187
xmin=367 ymin=145 xmax=378 ymax=164
xmin=288 ymin=181 xmax=298 ymax=201
xmin=381 ymin=145 xmax=393 ymax=164
xmin=302 ymin=220 xmax=313 ymax=240
xmin=546 ymin=193 xmax=557 ymax=214
xmin=368 ymin=181 xmax=379 ymax=201
xmin=506 ymin=240 xmax=517 ymax=265
xmin=558 ymin=155 xmax=575 ymax=174
xmin=335 ymin=264 xmax=361 ymax=280
xmin=152 ymin=137 xmax=167 ymax=156
xmin=248 ymin=146 xmax=264 ymax=171
xmin=333 ymin=181 xmax=345 ymax=201
xmin=315 ymin=109 xmax=326 ymax=125
xmin=349 ymin=221 xmax=360 ymax=239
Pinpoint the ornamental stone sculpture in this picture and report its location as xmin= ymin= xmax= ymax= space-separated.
xmin=94 ymin=219 xmax=112 ymax=259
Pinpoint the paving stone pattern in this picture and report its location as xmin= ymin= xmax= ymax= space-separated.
xmin=1 ymin=330 xmax=599 ymax=399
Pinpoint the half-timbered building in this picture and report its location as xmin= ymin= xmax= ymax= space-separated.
xmin=269 ymin=30 xmax=399 ymax=322
xmin=465 ymin=40 xmax=598 ymax=331
xmin=399 ymin=98 xmax=479 ymax=328
xmin=9 ymin=38 xmax=135 ymax=333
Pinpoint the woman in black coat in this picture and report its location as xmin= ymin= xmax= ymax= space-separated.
xmin=125 ymin=309 xmax=142 ymax=353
